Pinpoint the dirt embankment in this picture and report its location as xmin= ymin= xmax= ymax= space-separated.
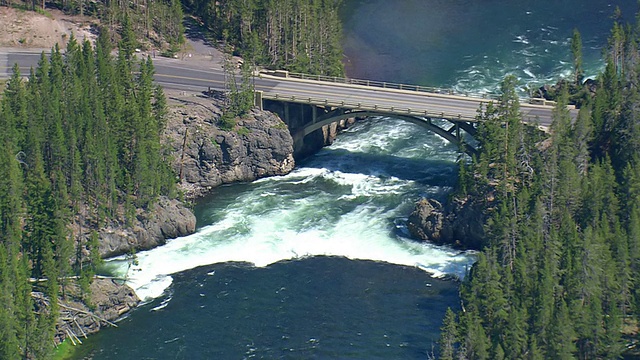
xmin=0 ymin=7 xmax=97 ymax=49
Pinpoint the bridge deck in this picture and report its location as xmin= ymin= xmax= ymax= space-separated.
xmin=258 ymin=71 xmax=575 ymax=127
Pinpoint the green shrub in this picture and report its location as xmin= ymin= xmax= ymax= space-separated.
xmin=218 ymin=112 xmax=236 ymax=131
xmin=236 ymin=126 xmax=251 ymax=136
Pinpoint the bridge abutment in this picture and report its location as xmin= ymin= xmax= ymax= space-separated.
xmin=263 ymin=100 xmax=357 ymax=159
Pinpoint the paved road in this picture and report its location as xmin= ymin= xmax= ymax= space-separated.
xmin=1 ymin=49 xmax=566 ymax=126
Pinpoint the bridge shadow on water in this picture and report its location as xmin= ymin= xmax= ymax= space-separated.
xmin=302 ymin=147 xmax=460 ymax=189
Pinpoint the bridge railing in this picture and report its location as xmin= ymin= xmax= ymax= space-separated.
xmin=260 ymin=92 xmax=479 ymax=122
xmin=261 ymin=70 xmax=500 ymax=100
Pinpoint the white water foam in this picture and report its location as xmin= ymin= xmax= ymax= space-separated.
xmin=513 ymin=35 xmax=530 ymax=45
xmin=110 ymin=200 xmax=475 ymax=301
xmin=106 ymin=119 xmax=476 ymax=301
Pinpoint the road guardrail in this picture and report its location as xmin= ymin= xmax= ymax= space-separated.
xmin=261 ymin=70 xmax=500 ymax=100
xmin=261 ymin=92 xmax=478 ymax=122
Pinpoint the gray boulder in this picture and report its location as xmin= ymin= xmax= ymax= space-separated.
xmin=407 ymin=196 xmax=486 ymax=249
xmin=407 ymin=198 xmax=451 ymax=242
xmin=98 ymin=196 xmax=196 ymax=258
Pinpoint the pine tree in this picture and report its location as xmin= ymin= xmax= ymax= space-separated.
xmin=438 ymin=308 xmax=458 ymax=360
xmin=571 ymin=28 xmax=584 ymax=84
xmin=460 ymin=310 xmax=490 ymax=360
xmin=0 ymin=107 xmax=23 ymax=360
xmin=548 ymin=297 xmax=576 ymax=359
xmin=503 ymin=306 xmax=528 ymax=359
xmin=3 ymin=63 xmax=28 ymax=149
xmin=119 ymin=12 xmax=137 ymax=62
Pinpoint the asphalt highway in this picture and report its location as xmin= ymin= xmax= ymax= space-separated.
xmin=1 ymin=49 xmax=565 ymax=126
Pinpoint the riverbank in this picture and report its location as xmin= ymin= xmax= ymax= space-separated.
xmin=0 ymin=5 xmax=299 ymax=349
xmin=53 ymin=87 xmax=301 ymax=346
xmin=54 ymin=279 xmax=139 ymax=346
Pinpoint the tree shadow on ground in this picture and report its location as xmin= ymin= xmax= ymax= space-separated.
xmin=182 ymin=16 xmax=217 ymax=47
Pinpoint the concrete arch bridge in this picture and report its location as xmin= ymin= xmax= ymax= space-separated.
xmin=256 ymin=71 xmax=572 ymax=158
xmin=256 ymin=71 xmax=574 ymax=157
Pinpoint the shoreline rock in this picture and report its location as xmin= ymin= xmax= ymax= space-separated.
xmin=407 ymin=196 xmax=486 ymax=250
xmin=61 ymin=92 xmax=297 ymax=345
xmin=97 ymin=196 xmax=197 ymax=258
xmin=55 ymin=278 xmax=139 ymax=345
xmin=95 ymin=91 xmax=297 ymax=258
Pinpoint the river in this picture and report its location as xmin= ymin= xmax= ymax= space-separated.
xmin=342 ymin=0 xmax=635 ymax=95
xmin=72 ymin=1 xmax=637 ymax=358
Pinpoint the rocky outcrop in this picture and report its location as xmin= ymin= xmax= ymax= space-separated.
xmin=165 ymin=93 xmax=295 ymax=199
xmin=55 ymin=279 xmax=139 ymax=345
xmin=97 ymin=196 xmax=196 ymax=258
xmin=407 ymin=196 xmax=486 ymax=249
xmin=65 ymin=93 xmax=296 ymax=337
xmin=92 ymin=92 xmax=296 ymax=257
xmin=407 ymin=198 xmax=451 ymax=242
xmin=535 ymin=78 xmax=596 ymax=108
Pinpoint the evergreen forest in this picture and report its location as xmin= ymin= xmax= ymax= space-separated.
xmin=181 ymin=0 xmax=345 ymax=76
xmin=440 ymin=11 xmax=640 ymax=360
xmin=0 ymin=24 xmax=174 ymax=358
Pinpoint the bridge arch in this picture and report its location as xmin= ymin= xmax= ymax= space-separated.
xmin=299 ymin=110 xmax=478 ymax=156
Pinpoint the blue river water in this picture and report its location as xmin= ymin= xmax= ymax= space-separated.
xmin=75 ymin=258 xmax=459 ymax=359
xmin=342 ymin=0 xmax=637 ymax=95
xmin=72 ymin=1 xmax=637 ymax=358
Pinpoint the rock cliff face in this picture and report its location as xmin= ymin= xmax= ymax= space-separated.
xmin=165 ymin=93 xmax=295 ymax=199
xmin=407 ymin=198 xmax=451 ymax=242
xmin=97 ymin=196 xmax=197 ymax=258
xmin=407 ymin=196 xmax=486 ymax=250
